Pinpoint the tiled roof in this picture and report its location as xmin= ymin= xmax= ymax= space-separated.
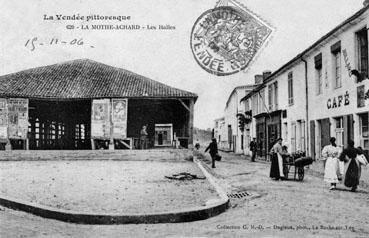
xmin=0 ymin=59 xmax=198 ymax=100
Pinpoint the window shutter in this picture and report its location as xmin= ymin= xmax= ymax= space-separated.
xmin=331 ymin=41 xmax=341 ymax=53
xmin=314 ymin=53 xmax=322 ymax=69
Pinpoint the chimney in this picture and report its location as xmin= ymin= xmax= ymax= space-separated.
xmin=262 ymin=70 xmax=272 ymax=81
xmin=364 ymin=0 xmax=369 ymax=6
xmin=254 ymin=74 xmax=263 ymax=85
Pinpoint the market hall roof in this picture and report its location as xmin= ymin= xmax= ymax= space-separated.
xmin=0 ymin=59 xmax=198 ymax=100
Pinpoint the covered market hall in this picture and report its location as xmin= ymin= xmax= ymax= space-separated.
xmin=0 ymin=59 xmax=197 ymax=150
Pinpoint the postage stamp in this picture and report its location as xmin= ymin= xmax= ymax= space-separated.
xmin=190 ymin=5 xmax=273 ymax=76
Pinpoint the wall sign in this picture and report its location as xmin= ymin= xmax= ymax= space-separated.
xmin=8 ymin=98 xmax=28 ymax=139
xmin=357 ymin=85 xmax=369 ymax=108
xmin=342 ymin=49 xmax=353 ymax=77
xmin=327 ymin=91 xmax=349 ymax=109
xmin=0 ymin=99 xmax=7 ymax=139
xmin=112 ymin=99 xmax=128 ymax=139
xmin=91 ymin=99 xmax=110 ymax=139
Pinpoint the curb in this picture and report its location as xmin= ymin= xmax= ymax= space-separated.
xmin=193 ymin=157 xmax=230 ymax=202
xmin=0 ymin=195 xmax=228 ymax=224
xmin=0 ymin=158 xmax=229 ymax=224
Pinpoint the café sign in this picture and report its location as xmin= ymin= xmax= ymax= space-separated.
xmin=327 ymin=91 xmax=349 ymax=109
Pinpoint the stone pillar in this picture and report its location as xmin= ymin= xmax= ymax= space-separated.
xmin=5 ymin=124 xmax=11 ymax=150
xmin=25 ymin=139 xmax=29 ymax=150
xmin=188 ymin=99 xmax=194 ymax=149
xmin=109 ymin=98 xmax=115 ymax=150
xmin=91 ymin=139 xmax=95 ymax=150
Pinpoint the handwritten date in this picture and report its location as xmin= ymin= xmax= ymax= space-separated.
xmin=25 ymin=37 xmax=94 ymax=51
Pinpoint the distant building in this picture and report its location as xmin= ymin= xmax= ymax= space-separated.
xmin=213 ymin=117 xmax=226 ymax=148
xmin=221 ymin=85 xmax=256 ymax=153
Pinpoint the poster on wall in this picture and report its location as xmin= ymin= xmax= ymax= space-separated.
xmin=8 ymin=98 xmax=28 ymax=139
xmin=112 ymin=99 xmax=128 ymax=139
xmin=91 ymin=99 xmax=111 ymax=139
xmin=357 ymin=85 xmax=369 ymax=108
xmin=0 ymin=99 xmax=7 ymax=139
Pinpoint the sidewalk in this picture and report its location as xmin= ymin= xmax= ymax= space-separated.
xmin=220 ymin=150 xmax=369 ymax=189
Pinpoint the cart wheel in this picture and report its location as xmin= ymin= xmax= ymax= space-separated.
xmin=283 ymin=166 xmax=289 ymax=179
xmin=297 ymin=167 xmax=304 ymax=181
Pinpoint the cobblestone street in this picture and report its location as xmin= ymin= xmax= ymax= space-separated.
xmin=0 ymin=151 xmax=368 ymax=238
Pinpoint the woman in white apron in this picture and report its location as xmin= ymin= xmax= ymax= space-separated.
xmin=322 ymin=137 xmax=341 ymax=190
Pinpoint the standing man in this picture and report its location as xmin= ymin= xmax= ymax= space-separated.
xmin=205 ymin=138 xmax=218 ymax=168
xmin=140 ymin=125 xmax=148 ymax=149
xmin=250 ymin=138 xmax=257 ymax=162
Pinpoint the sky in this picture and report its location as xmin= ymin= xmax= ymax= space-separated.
xmin=0 ymin=0 xmax=365 ymax=129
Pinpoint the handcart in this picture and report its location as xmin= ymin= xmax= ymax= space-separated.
xmin=283 ymin=151 xmax=313 ymax=181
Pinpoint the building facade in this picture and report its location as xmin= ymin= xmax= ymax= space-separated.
xmin=221 ymin=85 xmax=255 ymax=153
xmin=240 ymin=5 xmax=369 ymax=159
xmin=213 ymin=117 xmax=227 ymax=149
xmin=306 ymin=8 xmax=369 ymax=158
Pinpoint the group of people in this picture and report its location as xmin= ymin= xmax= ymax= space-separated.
xmin=204 ymin=135 xmax=368 ymax=192
xmin=268 ymin=136 xmax=368 ymax=192
xmin=322 ymin=137 xmax=368 ymax=191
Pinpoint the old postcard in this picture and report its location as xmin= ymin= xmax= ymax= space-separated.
xmin=0 ymin=0 xmax=368 ymax=237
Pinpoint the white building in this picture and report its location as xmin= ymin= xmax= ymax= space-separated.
xmin=213 ymin=117 xmax=227 ymax=149
xmin=306 ymin=6 xmax=369 ymax=159
xmin=259 ymin=61 xmax=308 ymax=158
xmin=222 ymin=85 xmax=255 ymax=153
xmin=240 ymin=4 xmax=369 ymax=159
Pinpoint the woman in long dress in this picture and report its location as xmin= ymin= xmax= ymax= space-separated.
xmin=270 ymin=138 xmax=285 ymax=180
xmin=338 ymin=141 xmax=367 ymax=192
xmin=322 ymin=137 xmax=340 ymax=190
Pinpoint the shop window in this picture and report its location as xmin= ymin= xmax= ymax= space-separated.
xmin=335 ymin=117 xmax=344 ymax=149
xmin=356 ymin=27 xmax=368 ymax=78
xmin=288 ymin=72 xmax=294 ymax=105
xmin=291 ymin=122 xmax=296 ymax=153
xmin=359 ymin=113 xmax=369 ymax=156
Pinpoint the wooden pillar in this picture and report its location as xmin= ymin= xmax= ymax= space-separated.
xmin=90 ymin=100 xmax=95 ymax=150
xmin=5 ymin=122 xmax=11 ymax=150
xmin=25 ymin=139 xmax=29 ymax=150
xmin=188 ymin=99 xmax=194 ymax=149
xmin=91 ymin=139 xmax=95 ymax=150
xmin=109 ymin=98 xmax=115 ymax=150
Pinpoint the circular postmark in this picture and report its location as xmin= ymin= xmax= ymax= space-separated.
xmin=190 ymin=6 xmax=270 ymax=76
